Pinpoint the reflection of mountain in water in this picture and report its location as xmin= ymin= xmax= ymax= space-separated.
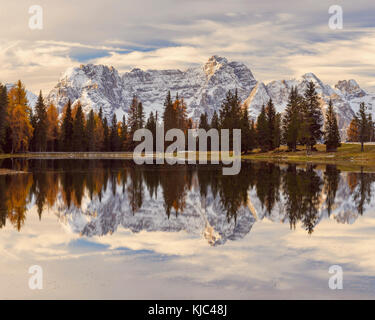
xmin=0 ymin=159 xmax=375 ymax=246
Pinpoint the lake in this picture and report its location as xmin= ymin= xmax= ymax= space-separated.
xmin=0 ymin=159 xmax=375 ymax=299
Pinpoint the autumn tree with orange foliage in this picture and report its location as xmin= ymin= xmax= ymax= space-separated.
xmin=7 ymin=81 xmax=33 ymax=153
xmin=46 ymin=103 xmax=59 ymax=151
xmin=347 ymin=118 xmax=360 ymax=142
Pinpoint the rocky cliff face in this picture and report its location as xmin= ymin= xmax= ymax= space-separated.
xmin=47 ymin=56 xmax=257 ymax=121
xmin=46 ymin=56 xmax=375 ymax=137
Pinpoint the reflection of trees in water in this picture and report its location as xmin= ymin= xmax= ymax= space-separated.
xmin=324 ymin=165 xmax=340 ymax=216
xmin=255 ymin=162 xmax=281 ymax=214
xmin=350 ymin=168 xmax=375 ymax=215
xmin=283 ymin=164 xmax=323 ymax=234
xmin=2 ymin=159 xmax=375 ymax=233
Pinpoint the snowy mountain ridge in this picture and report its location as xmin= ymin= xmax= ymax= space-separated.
xmin=44 ymin=56 xmax=375 ymax=137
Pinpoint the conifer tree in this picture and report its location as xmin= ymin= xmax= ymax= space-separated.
xmin=324 ymin=99 xmax=341 ymax=152
xmin=368 ymin=114 xmax=374 ymax=142
xmin=128 ymin=96 xmax=139 ymax=134
xmin=163 ymin=91 xmax=175 ymax=132
xmin=86 ymin=110 xmax=96 ymax=151
xmin=347 ymin=118 xmax=360 ymax=142
xmin=145 ymin=112 xmax=156 ymax=151
xmin=72 ymin=103 xmax=85 ymax=151
xmin=240 ymin=107 xmax=255 ymax=154
xmin=210 ymin=111 xmax=220 ymax=130
xmin=256 ymin=105 xmax=268 ymax=152
xmin=110 ymin=114 xmax=120 ymax=151
xmin=0 ymin=84 xmax=8 ymax=152
xmin=265 ymin=99 xmax=277 ymax=151
xmin=219 ymin=89 xmax=242 ymax=150
xmin=199 ymin=112 xmax=210 ymax=130
xmin=7 ymin=81 xmax=33 ymax=153
xmin=282 ymin=87 xmax=302 ymax=151
xmin=34 ymin=91 xmax=48 ymax=152
xmin=102 ymin=117 xmax=110 ymax=151
xmin=274 ymin=113 xmax=281 ymax=149
xmin=303 ymin=81 xmax=323 ymax=151
xmin=176 ymin=96 xmax=188 ymax=131
xmin=60 ymin=100 xmax=74 ymax=151
xmin=356 ymin=102 xmax=370 ymax=152
xmin=120 ymin=115 xmax=128 ymax=151
xmin=137 ymin=102 xmax=145 ymax=129
xmin=46 ymin=104 xmax=59 ymax=152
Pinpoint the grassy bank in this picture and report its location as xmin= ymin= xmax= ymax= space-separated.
xmin=242 ymin=143 xmax=375 ymax=170
xmin=2 ymin=143 xmax=375 ymax=169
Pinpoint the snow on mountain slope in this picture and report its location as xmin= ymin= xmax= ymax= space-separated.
xmin=45 ymin=56 xmax=375 ymax=137
xmin=47 ymin=64 xmax=128 ymax=119
xmin=46 ymin=56 xmax=257 ymax=121
xmin=244 ymin=73 xmax=367 ymax=139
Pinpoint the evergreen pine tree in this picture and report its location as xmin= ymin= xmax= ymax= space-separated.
xmin=199 ymin=112 xmax=210 ymax=130
xmin=72 ymin=103 xmax=85 ymax=151
xmin=274 ymin=113 xmax=281 ymax=149
xmin=60 ymin=100 xmax=74 ymax=151
xmin=137 ymin=102 xmax=145 ymax=129
xmin=163 ymin=91 xmax=175 ymax=132
xmin=356 ymin=102 xmax=370 ymax=152
xmin=145 ymin=112 xmax=156 ymax=151
xmin=324 ymin=99 xmax=341 ymax=152
xmin=240 ymin=107 xmax=254 ymax=154
xmin=102 ymin=117 xmax=110 ymax=151
xmin=265 ymin=99 xmax=277 ymax=151
xmin=86 ymin=110 xmax=96 ymax=151
xmin=303 ymin=81 xmax=323 ymax=151
xmin=34 ymin=91 xmax=48 ymax=152
xmin=0 ymin=84 xmax=8 ymax=152
xmin=210 ymin=111 xmax=220 ymax=129
xmin=256 ymin=105 xmax=268 ymax=152
xmin=282 ymin=87 xmax=302 ymax=151
xmin=110 ymin=114 xmax=120 ymax=151
xmin=120 ymin=115 xmax=128 ymax=151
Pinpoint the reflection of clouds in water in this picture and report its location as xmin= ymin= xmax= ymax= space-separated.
xmin=1 ymin=162 xmax=375 ymax=298
xmin=1 ymin=205 xmax=375 ymax=298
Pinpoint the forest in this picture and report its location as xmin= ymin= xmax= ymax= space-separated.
xmin=0 ymin=80 xmax=373 ymax=154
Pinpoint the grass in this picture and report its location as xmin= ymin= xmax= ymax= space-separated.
xmin=2 ymin=143 xmax=375 ymax=170
xmin=242 ymin=143 xmax=375 ymax=170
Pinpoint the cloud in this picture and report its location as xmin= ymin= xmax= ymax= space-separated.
xmin=1 ymin=1 xmax=375 ymax=93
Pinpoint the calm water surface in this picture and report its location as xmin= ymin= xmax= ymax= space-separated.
xmin=1 ymin=159 xmax=375 ymax=299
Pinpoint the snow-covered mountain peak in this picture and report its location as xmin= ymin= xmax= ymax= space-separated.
xmin=204 ymin=55 xmax=228 ymax=77
xmin=335 ymin=79 xmax=366 ymax=100
xmin=44 ymin=56 xmax=375 ymax=138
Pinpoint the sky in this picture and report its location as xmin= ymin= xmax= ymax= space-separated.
xmin=1 ymin=0 xmax=375 ymax=93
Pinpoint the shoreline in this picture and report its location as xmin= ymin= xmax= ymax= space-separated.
xmin=1 ymin=143 xmax=375 ymax=170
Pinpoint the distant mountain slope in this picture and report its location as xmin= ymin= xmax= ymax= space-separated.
xmin=45 ymin=56 xmax=375 ymax=138
xmin=46 ymin=56 xmax=257 ymax=121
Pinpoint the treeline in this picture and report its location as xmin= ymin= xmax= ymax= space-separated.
xmin=198 ymin=81 xmax=340 ymax=153
xmin=0 ymin=79 xmax=356 ymax=154
xmin=347 ymin=102 xmax=375 ymax=151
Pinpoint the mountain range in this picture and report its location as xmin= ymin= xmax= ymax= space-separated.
xmin=20 ymin=56 xmax=375 ymax=139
